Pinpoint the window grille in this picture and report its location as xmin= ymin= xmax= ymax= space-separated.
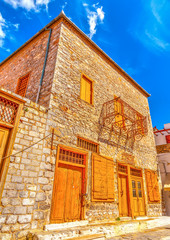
xmin=16 ymin=74 xmax=29 ymax=97
xmin=118 ymin=164 xmax=127 ymax=174
xmin=77 ymin=137 xmax=99 ymax=153
xmin=59 ymin=148 xmax=86 ymax=165
xmin=0 ymin=96 xmax=19 ymax=125
xmin=130 ymin=168 xmax=142 ymax=177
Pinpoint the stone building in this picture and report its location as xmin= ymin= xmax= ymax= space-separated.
xmin=0 ymin=12 xmax=162 ymax=239
xmin=154 ymin=123 xmax=170 ymax=216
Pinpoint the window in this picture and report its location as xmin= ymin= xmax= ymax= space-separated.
xmin=92 ymin=153 xmax=114 ymax=201
xmin=145 ymin=170 xmax=160 ymax=203
xmin=166 ymin=135 xmax=170 ymax=143
xmin=80 ymin=74 xmax=93 ymax=104
xmin=77 ymin=136 xmax=99 ymax=153
xmin=16 ymin=74 xmax=29 ymax=97
xmin=59 ymin=147 xmax=86 ymax=166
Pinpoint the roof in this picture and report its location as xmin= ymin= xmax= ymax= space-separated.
xmin=0 ymin=12 xmax=150 ymax=98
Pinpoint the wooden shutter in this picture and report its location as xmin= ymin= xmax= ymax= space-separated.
xmin=81 ymin=75 xmax=93 ymax=104
xmin=16 ymin=74 xmax=29 ymax=97
xmin=145 ymin=170 xmax=160 ymax=203
xmin=92 ymin=153 xmax=114 ymax=201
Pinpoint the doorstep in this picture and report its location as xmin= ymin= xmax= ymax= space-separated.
xmin=44 ymin=220 xmax=89 ymax=231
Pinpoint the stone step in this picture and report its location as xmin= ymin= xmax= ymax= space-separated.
xmin=66 ymin=233 xmax=105 ymax=240
xmin=45 ymin=220 xmax=89 ymax=231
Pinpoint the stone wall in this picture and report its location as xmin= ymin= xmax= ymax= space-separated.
xmin=0 ymin=21 xmax=61 ymax=108
xmin=0 ymin=92 xmax=56 ymax=239
xmin=46 ymin=22 xmax=161 ymax=219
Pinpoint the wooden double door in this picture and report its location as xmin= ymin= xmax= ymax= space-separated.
xmin=51 ymin=163 xmax=83 ymax=223
xmin=118 ymin=165 xmax=145 ymax=218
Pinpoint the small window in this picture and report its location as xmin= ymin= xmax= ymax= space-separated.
xmin=77 ymin=136 xmax=99 ymax=153
xmin=80 ymin=74 xmax=93 ymax=104
xmin=16 ymin=74 xmax=29 ymax=97
xmin=166 ymin=135 xmax=170 ymax=143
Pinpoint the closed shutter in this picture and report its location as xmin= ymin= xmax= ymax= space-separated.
xmin=145 ymin=170 xmax=160 ymax=203
xmin=16 ymin=74 xmax=29 ymax=97
xmin=92 ymin=153 xmax=114 ymax=201
xmin=80 ymin=75 xmax=93 ymax=104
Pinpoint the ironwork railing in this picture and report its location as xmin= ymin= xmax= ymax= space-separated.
xmin=100 ymin=97 xmax=148 ymax=141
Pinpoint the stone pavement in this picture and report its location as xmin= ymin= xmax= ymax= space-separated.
xmin=108 ymin=225 xmax=170 ymax=240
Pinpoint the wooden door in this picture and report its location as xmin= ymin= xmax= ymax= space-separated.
xmin=131 ymin=178 xmax=145 ymax=216
xmin=118 ymin=174 xmax=129 ymax=216
xmin=51 ymin=166 xmax=82 ymax=223
xmin=0 ymin=127 xmax=9 ymax=166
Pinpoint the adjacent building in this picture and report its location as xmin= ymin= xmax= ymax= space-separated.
xmin=154 ymin=123 xmax=170 ymax=216
xmin=0 ymin=12 xmax=161 ymax=238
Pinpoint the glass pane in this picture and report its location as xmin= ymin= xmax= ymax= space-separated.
xmin=138 ymin=190 xmax=142 ymax=197
xmin=133 ymin=189 xmax=137 ymax=197
xmin=138 ymin=181 xmax=141 ymax=189
xmin=132 ymin=180 xmax=136 ymax=189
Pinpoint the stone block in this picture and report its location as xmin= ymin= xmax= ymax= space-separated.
xmin=26 ymin=184 xmax=37 ymax=191
xmin=30 ymin=191 xmax=36 ymax=198
xmin=45 ymin=171 xmax=54 ymax=178
xmin=11 ymin=198 xmax=21 ymax=206
xmin=1 ymin=225 xmax=10 ymax=233
xmin=19 ymin=191 xmax=28 ymax=198
xmin=18 ymin=215 xmax=32 ymax=223
xmin=36 ymin=192 xmax=47 ymax=202
xmin=1 ymin=198 xmax=10 ymax=206
xmin=14 ymin=206 xmax=27 ymax=215
xmin=6 ymin=190 xmax=17 ymax=198
xmin=2 ymin=207 xmax=14 ymax=214
xmin=0 ymin=215 xmax=7 ymax=224
xmin=15 ymin=183 xmax=25 ymax=190
xmin=22 ymin=198 xmax=34 ymax=206
xmin=33 ymin=211 xmax=44 ymax=220
xmin=11 ymin=176 xmax=22 ymax=183
xmin=42 ymin=185 xmax=52 ymax=191
xmin=38 ymin=177 xmax=49 ymax=184
xmin=28 ymin=171 xmax=38 ymax=177
xmin=6 ymin=215 xmax=18 ymax=224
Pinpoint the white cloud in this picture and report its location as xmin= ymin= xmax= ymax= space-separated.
xmin=62 ymin=1 xmax=67 ymax=10
xmin=97 ymin=6 xmax=104 ymax=22
xmin=0 ymin=13 xmax=6 ymax=45
xmin=145 ymin=30 xmax=170 ymax=50
xmin=3 ymin=0 xmax=52 ymax=11
xmin=0 ymin=12 xmax=19 ymax=52
xmin=83 ymin=3 xmax=105 ymax=39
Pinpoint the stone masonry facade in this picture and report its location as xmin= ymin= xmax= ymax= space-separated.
xmin=0 ymin=14 xmax=162 ymax=239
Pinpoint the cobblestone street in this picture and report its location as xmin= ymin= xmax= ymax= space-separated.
xmin=108 ymin=226 xmax=170 ymax=240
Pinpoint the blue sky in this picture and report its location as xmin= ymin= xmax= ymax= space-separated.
xmin=0 ymin=0 xmax=170 ymax=130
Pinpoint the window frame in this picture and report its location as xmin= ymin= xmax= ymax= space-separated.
xmin=80 ymin=73 xmax=94 ymax=105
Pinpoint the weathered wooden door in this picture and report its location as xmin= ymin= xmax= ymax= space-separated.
xmin=0 ymin=127 xmax=9 ymax=166
xmin=118 ymin=174 xmax=129 ymax=216
xmin=131 ymin=178 xmax=145 ymax=216
xmin=51 ymin=165 xmax=82 ymax=223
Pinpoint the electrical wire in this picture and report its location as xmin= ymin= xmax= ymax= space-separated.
xmin=2 ymin=132 xmax=58 ymax=161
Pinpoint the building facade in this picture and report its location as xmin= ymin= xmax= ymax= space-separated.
xmin=154 ymin=123 xmax=170 ymax=216
xmin=0 ymin=12 xmax=162 ymax=238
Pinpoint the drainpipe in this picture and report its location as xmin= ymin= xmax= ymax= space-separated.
xmin=36 ymin=28 xmax=52 ymax=103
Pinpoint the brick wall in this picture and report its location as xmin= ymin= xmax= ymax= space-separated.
xmin=0 ymin=21 xmax=61 ymax=108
